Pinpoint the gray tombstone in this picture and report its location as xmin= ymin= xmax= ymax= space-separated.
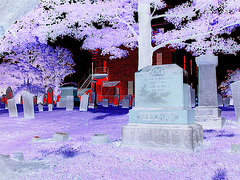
xmin=7 ymin=99 xmax=18 ymax=117
xmin=38 ymin=103 xmax=43 ymax=112
xmin=195 ymin=54 xmax=225 ymax=129
xmin=231 ymin=81 xmax=240 ymax=124
xmin=223 ymin=97 xmax=230 ymax=107
xmin=122 ymin=64 xmax=203 ymax=152
xmin=190 ymin=87 xmax=196 ymax=108
xmin=217 ymin=94 xmax=223 ymax=107
xmin=102 ymin=98 xmax=109 ymax=107
xmin=122 ymin=98 xmax=130 ymax=108
xmin=48 ymin=104 xmax=53 ymax=111
xmin=132 ymin=97 xmax=135 ymax=107
xmin=66 ymin=96 xmax=74 ymax=111
xmin=79 ymin=94 xmax=89 ymax=111
xmin=22 ymin=91 xmax=35 ymax=119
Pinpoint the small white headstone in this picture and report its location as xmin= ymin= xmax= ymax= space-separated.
xmin=79 ymin=95 xmax=89 ymax=111
xmin=7 ymin=99 xmax=18 ymax=117
xmin=102 ymin=99 xmax=109 ymax=107
xmin=48 ymin=104 xmax=53 ymax=111
xmin=52 ymin=132 xmax=69 ymax=142
xmin=231 ymin=81 xmax=240 ymax=124
xmin=38 ymin=103 xmax=43 ymax=111
xmin=10 ymin=152 xmax=24 ymax=161
xmin=231 ymin=144 xmax=240 ymax=153
xmin=122 ymin=98 xmax=129 ymax=108
xmin=22 ymin=91 xmax=35 ymax=119
xmin=92 ymin=134 xmax=109 ymax=144
xmin=32 ymin=136 xmax=42 ymax=142
xmin=66 ymin=96 xmax=74 ymax=111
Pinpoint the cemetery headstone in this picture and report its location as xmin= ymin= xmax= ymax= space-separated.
xmin=91 ymin=134 xmax=109 ymax=144
xmin=122 ymin=64 xmax=203 ymax=152
xmin=195 ymin=54 xmax=225 ymax=129
xmin=122 ymin=98 xmax=130 ymax=108
xmin=217 ymin=94 xmax=223 ymax=107
xmin=7 ymin=99 xmax=18 ymax=117
xmin=48 ymin=104 xmax=53 ymax=111
xmin=89 ymin=80 xmax=98 ymax=108
xmin=231 ymin=144 xmax=240 ymax=153
xmin=102 ymin=98 xmax=109 ymax=107
xmin=79 ymin=94 xmax=89 ymax=111
xmin=190 ymin=87 xmax=196 ymax=108
xmin=66 ymin=96 xmax=74 ymax=111
xmin=126 ymin=95 xmax=132 ymax=107
xmin=32 ymin=136 xmax=42 ymax=142
xmin=230 ymin=81 xmax=240 ymax=124
xmin=22 ymin=91 xmax=35 ymax=119
xmin=52 ymin=132 xmax=69 ymax=142
xmin=132 ymin=97 xmax=135 ymax=107
xmin=223 ymin=97 xmax=230 ymax=107
xmin=38 ymin=103 xmax=43 ymax=111
xmin=10 ymin=152 xmax=24 ymax=161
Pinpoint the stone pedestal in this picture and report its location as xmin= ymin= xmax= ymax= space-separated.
xmin=195 ymin=54 xmax=225 ymax=129
xmin=122 ymin=65 xmax=203 ymax=152
xmin=122 ymin=123 xmax=202 ymax=153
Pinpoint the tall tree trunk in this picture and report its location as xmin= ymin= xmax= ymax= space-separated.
xmin=138 ymin=2 xmax=153 ymax=70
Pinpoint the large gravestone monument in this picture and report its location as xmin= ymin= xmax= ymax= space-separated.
xmin=122 ymin=64 xmax=203 ymax=152
xmin=195 ymin=54 xmax=225 ymax=129
xmin=231 ymin=81 xmax=240 ymax=124
xmin=7 ymin=99 xmax=18 ymax=117
xmin=22 ymin=91 xmax=35 ymax=119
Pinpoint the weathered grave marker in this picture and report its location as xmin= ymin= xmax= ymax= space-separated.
xmin=38 ymin=103 xmax=43 ymax=111
xmin=223 ymin=97 xmax=230 ymax=107
xmin=10 ymin=152 xmax=24 ymax=161
xmin=230 ymin=81 xmax=240 ymax=124
xmin=231 ymin=144 xmax=240 ymax=153
xmin=218 ymin=94 xmax=223 ymax=107
xmin=48 ymin=104 xmax=53 ymax=111
xmin=102 ymin=98 xmax=109 ymax=107
xmin=22 ymin=91 xmax=35 ymax=119
xmin=66 ymin=96 xmax=74 ymax=111
xmin=52 ymin=132 xmax=69 ymax=142
xmin=79 ymin=94 xmax=89 ymax=111
xmin=122 ymin=98 xmax=130 ymax=108
xmin=195 ymin=54 xmax=225 ymax=129
xmin=7 ymin=99 xmax=18 ymax=117
xmin=92 ymin=134 xmax=109 ymax=144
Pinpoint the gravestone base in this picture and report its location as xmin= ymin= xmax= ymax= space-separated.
xmin=195 ymin=106 xmax=226 ymax=129
xmin=121 ymin=123 xmax=203 ymax=153
xmin=57 ymin=98 xmax=66 ymax=107
xmin=129 ymin=107 xmax=195 ymax=124
xmin=88 ymin=103 xmax=97 ymax=109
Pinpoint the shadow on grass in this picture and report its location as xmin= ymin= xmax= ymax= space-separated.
xmin=88 ymin=105 xmax=131 ymax=120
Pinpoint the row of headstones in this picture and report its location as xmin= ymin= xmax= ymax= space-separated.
xmin=7 ymin=93 xmax=90 ymax=118
xmin=217 ymin=94 xmax=232 ymax=107
xmin=102 ymin=95 xmax=135 ymax=108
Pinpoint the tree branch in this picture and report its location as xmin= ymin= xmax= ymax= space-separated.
xmin=151 ymin=0 xmax=210 ymax=20
xmin=114 ymin=15 xmax=138 ymax=40
xmin=153 ymin=20 xmax=240 ymax=52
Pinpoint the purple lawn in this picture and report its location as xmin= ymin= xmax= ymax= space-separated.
xmin=0 ymin=105 xmax=239 ymax=180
